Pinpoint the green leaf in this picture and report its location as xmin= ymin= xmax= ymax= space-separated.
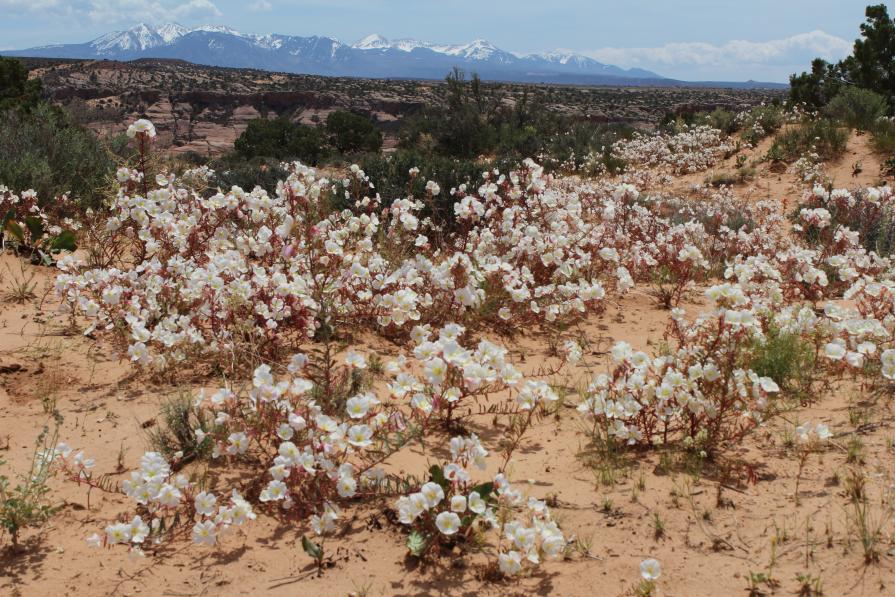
xmin=4 ymin=220 xmax=24 ymax=243
xmin=49 ymin=230 xmax=77 ymax=252
xmin=24 ymin=217 xmax=45 ymax=243
xmin=406 ymin=530 xmax=428 ymax=557
xmin=428 ymin=464 xmax=447 ymax=491
xmin=471 ymin=481 xmax=495 ymax=501
xmin=301 ymin=535 xmax=323 ymax=560
xmin=2 ymin=208 xmax=15 ymax=230
xmin=37 ymin=250 xmax=53 ymax=267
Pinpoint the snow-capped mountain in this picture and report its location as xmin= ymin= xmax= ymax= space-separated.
xmin=352 ymin=35 xmax=508 ymax=61
xmin=9 ymin=23 xmax=668 ymax=84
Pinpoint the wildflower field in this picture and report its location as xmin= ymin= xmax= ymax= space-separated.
xmin=1 ymin=102 xmax=894 ymax=596
xmin=3 ymin=5 xmax=895 ymax=590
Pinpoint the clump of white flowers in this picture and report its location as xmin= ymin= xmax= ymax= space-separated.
xmin=578 ymin=284 xmax=783 ymax=452
xmin=611 ymin=125 xmax=735 ymax=174
xmin=395 ymin=434 xmax=565 ymax=577
xmin=55 ymin=449 xmax=255 ymax=552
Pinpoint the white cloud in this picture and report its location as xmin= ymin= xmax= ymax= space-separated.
xmin=2 ymin=1 xmax=222 ymax=25
xmin=583 ymin=30 xmax=853 ymax=82
xmin=249 ymin=0 xmax=272 ymax=11
xmin=0 ymin=0 xmax=63 ymax=10
xmin=87 ymin=0 xmax=222 ymax=24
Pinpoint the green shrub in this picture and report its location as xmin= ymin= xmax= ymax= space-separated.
xmin=825 ymin=87 xmax=889 ymax=131
xmin=356 ymin=149 xmax=517 ymax=230
xmin=544 ymin=122 xmax=632 ymax=173
xmin=325 ymin=110 xmax=382 ymax=154
xmin=885 ymin=156 xmax=895 ymax=176
xmin=0 ymin=103 xmax=112 ymax=208
xmin=211 ymin=154 xmax=290 ymax=193
xmin=868 ymin=208 xmax=895 ymax=256
xmin=146 ymin=394 xmax=211 ymax=464
xmin=871 ymin=117 xmax=895 ymax=157
xmin=707 ymin=108 xmax=738 ymax=135
xmin=793 ymin=186 xmax=895 ymax=257
xmin=1 ymin=426 xmax=59 ymax=549
xmin=0 ymin=57 xmax=41 ymax=112
xmin=749 ymin=327 xmax=815 ymax=400
xmin=661 ymin=108 xmax=739 ymax=135
xmin=235 ymin=117 xmax=329 ymax=165
xmin=739 ymin=104 xmax=786 ymax=145
xmin=768 ymin=119 xmax=849 ymax=162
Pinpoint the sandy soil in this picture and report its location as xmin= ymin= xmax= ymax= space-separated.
xmin=1 ymin=132 xmax=894 ymax=597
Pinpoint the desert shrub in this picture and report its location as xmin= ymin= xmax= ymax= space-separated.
xmin=325 ymin=110 xmax=382 ymax=154
xmin=871 ymin=117 xmax=895 ymax=156
xmin=401 ymin=104 xmax=496 ymax=159
xmin=707 ymin=108 xmax=738 ymax=135
xmin=0 ymin=57 xmax=41 ymax=112
xmin=544 ymin=122 xmax=632 ymax=173
xmin=737 ymin=104 xmax=786 ymax=145
xmin=769 ymin=119 xmax=848 ymax=162
xmin=400 ymin=69 xmax=631 ymax=166
xmin=235 ymin=117 xmax=329 ymax=165
xmin=661 ymin=108 xmax=738 ymax=136
xmin=825 ymin=87 xmax=888 ymax=131
xmin=1 ymin=426 xmax=60 ymax=549
xmin=210 ymin=154 xmax=289 ymax=193
xmin=705 ymin=166 xmax=755 ymax=187
xmin=146 ymin=394 xmax=211 ymax=464
xmin=0 ymin=103 xmax=112 ymax=209
xmin=748 ymin=326 xmax=816 ymax=398
xmin=355 ymin=149 xmax=517 ymax=230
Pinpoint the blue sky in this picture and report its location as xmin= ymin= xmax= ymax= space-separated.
xmin=0 ymin=0 xmax=890 ymax=81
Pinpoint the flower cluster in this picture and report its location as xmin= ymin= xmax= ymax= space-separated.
xmin=611 ymin=125 xmax=736 ymax=174
xmin=395 ymin=434 xmax=565 ymax=576
xmin=195 ymin=353 xmax=403 ymax=520
xmin=578 ymin=285 xmax=782 ymax=452
xmin=389 ymin=323 xmax=535 ymax=423
xmin=0 ymin=186 xmax=79 ymax=250
xmin=54 ymin=448 xmax=255 ymax=552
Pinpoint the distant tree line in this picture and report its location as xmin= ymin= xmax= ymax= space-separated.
xmin=233 ymin=110 xmax=382 ymax=165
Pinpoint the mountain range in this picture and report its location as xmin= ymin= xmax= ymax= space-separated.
xmin=4 ymin=23 xmax=785 ymax=88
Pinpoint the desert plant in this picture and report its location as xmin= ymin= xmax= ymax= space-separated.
xmin=871 ymin=117 xmax=895 ymax=157
xmin=0 ymin=426 xmax=59 ymax=549
xmin=825 ymin=87 xmax=888 ymax=131
xmin=2 ymin=259 xmax=37 ymax=303
xmin=0 ymin=103 xmax=112 ymax=210
xmin=325 ymin=110 xmax=382 ymax=155
xmin=234 ymin=117 xmax=329 ymax=165
xmin=748 ymin=326 xmax=816 ymax=399
xmin=146 ymin=394 xmax=212 ymax=464
xmin=769 ymin=120 xmax=849 ymax=162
